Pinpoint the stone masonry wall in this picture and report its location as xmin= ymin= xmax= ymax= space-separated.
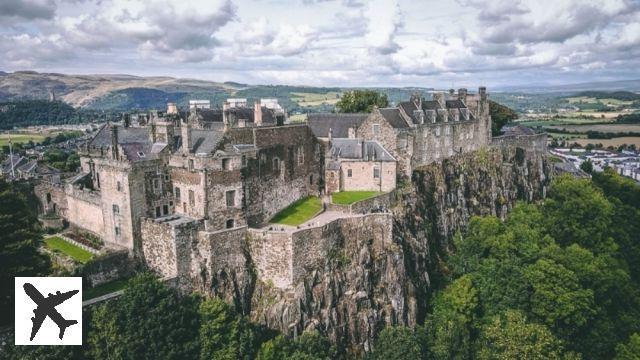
xmin=247 ymin=229 xmax=293 ymax=288
xmin=340 ymin=161 xmax=396 ymax=192
xmin=141 ymin=218 xmax=177 ymax=278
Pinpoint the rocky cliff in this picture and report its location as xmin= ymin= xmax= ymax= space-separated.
xmin=198 ymin=144 xmax=551 ymax=355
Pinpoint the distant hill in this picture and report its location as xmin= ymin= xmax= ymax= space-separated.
xmin=568 ymin=91 xmax=640 ymax=101
xmin=499 ymin=79 xmax=640 ymax=94
xmin=0 ymin=71 xmax=434 ymax=112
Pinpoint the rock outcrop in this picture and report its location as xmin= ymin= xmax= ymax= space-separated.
xmin=198 ymin=144 xmax=551 ymax=354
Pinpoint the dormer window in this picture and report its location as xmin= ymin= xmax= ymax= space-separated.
xmin=137 ymin=151 xmax=145 ymax=158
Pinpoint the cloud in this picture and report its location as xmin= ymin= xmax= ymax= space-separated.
xmin=231 ymin=17 xmax=316 ymax=57
xmin=364 ymin=0 xmax=402 ymax=54
xmin=0 ymin=0 xmax=56 ymax=20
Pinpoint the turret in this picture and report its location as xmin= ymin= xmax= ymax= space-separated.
xmin=457 ymin=88 xmax=468 ymax=103
xmin=110 ymin=124 xmax=119 ymax=160
xmin=254 ymin=101 xmax=262 ymax=126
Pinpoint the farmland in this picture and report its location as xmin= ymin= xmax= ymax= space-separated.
xmin=572 ymin=137 xmax=640 ymax=148
xmin=0 ymin=133 xmax=46 ymax=147
xmin=544 ymin=124 xmax=640 ymax=133
xmin=291 ymin=91 xmax=341 ymax=107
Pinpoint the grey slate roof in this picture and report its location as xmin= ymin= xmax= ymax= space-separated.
xmin=445 ymin=100 xmax=466 ymax=108
xmin=378 ymin=108 xmax=410 ymax=128
xmin=88 ymin=124 xmax=150 ymax=148
xmin=330 ymin=138 xmax=395 ymax=162
xmin=307 ymin=113 xmax=368 ymax=138
xmin=191 ymin=126 xmax=225 ymax=155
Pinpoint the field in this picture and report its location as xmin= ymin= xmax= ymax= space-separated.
xmin=271 ymin=196 xmax=322 ymax=226
xmin=0 ymin=133 xmax=46 ymax=147
xmin=291 ymin=92 xmax=341 ymax=107
xmin=572 ymin=137 xmax=640 ymax=148
xmin=566 ymin=96 xmax=633 ymax=106
xmin=517 ymin=117 xmax=613 ymax=127
xmin=544 ymin=124 xmax=640 ymax=133
xmin=331 ymin=191 xmax=383 ymax=205
xmin=44 ymin=236 xmax=94 ymax=264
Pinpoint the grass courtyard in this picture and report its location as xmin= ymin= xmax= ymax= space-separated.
xmin=45 ymin=236 xmax=94 ymax=264
xmin=84 ymin=278 xmax=129 ymax=300
xmin=271 ymin=196 xmax=322 ymax=226
xmin=331 ymin=191 xmax=383 ymax=205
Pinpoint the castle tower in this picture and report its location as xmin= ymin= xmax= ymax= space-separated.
xmin=254 ymin=101 xmax=262 ymax=126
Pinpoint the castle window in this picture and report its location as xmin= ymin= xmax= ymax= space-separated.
xmin=153 ymin=178 xmax=160 ymax=190
xmin=163 ymin=205 xmax=169 ymax=215
xmin=189 ymin=190 xmax=195 ymax=207
xmin=226 ymin=190 xmax=236 ymax=207
xmin=373 ymin=167 xmax=380 ymax=179
xmin=445 ymin=126 xmax=451 ymax=136
xmin=96 ymin=172 xmax=101 ymax=188
xmin=175 ymin=187 xmax=181 ymax=200
xmin=112 ymin=204 xmax=119 ymax=214
xmin=260 ymin=153 xmax=266 ymax=165
xmin=310 ymin=174 xmax=313 ymax=185
xmin=372 ymin=124 xmax=380 ymax=137
xmin=169 ymin=201 xmax=173 ymax=207
xmin=46 ymin=193 xmax=51 ymax=203
xmin=155 ymin=206 xmax=161 ymax=217
xmin=297 ymin=146 xmax=304 ymax=165
xmin=435 ymin=127 xmax=441 ymax=137
xmin=226 ymin=219 xmax=235 ymax=229
xmin=114 ymin=226 xmax=120 ymax=236
xmin=116 ymin=181 xmax=122 ymax=191
xmin=188 ymin=159 xmax=194 ymax=171
xmin=222 ymin=158 xmax=230 ymax=170
xmin=164 ymin=174 xmax=169 ymax=181
xmin=242 ymin=155 xmax=247 ymax=167
xmin=273 ymin=158 xmax=280 ymax=172
xmin=347 ymin=169 xmax=353 ymax=177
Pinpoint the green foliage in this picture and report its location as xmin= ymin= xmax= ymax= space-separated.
xmin=615 ymin=333 xmax=640 ymax=360
xmin=0 ymin=179 xmax=51 ymax=326
xmin=336 ymin=90 xmax=389 ymax=113
xmin=369 ymin=326 xmax=425 ymax=360
xmin=0 ymin=100 xmax=77 ymax=129
xmin=87 ymin=273 xmax=200 ymax=359
xmin=580 ymin=159 xmax=594 ymax=173
xmin=616 ymin=113 xmax=640 ymax=124
xmin=199 ymin=298 xmax=258 ymax=360
xmin=42 ymin=149 xmax=80 ymax=172
xmin=489 ymin=100 xmax=518 ymax=136
xmin=44 ymin=236 xmax=94 ymax=263
xmin=270 ymin=196 xmax=322 ymax=226
xmin=572 ymin=91 xmax=640 ymax=101
xmin=331 ymin=191 xmax=382 ymax=205
xmin=257 ymin=331 xmax=335 ymax=360
xmin=477 ymin=310 xmax=565 ymax=360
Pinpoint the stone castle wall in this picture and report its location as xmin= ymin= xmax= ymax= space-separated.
xmin=491 ymin=133 xmax=548 ymax=155
xmin=340 ymin=161 xmax=396 ymax=192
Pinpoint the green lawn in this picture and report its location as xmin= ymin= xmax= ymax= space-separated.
xmin=0 ymin=133 xmax=46 ymax=147
xmin=271 ymin=196 xmax=322 ymax=226
xmin=84 ymin=278 xmax=129 ymax=300
xmin=44 ymin=236 xmax=94 ymax=264
xmin=332 ymin=191 xmax=383 ymax=205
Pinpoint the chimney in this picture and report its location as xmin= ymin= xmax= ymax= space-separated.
xmin=167 ymin=102 xmax=178 ymax=114
xmin=479 ymin=86 xmax=487 ymax=101
xmin=458 ymin=88 xmax=468 ymax=103
xmin=110 ymin=124 xmax=119 ymax=160
xmin=182 ymin=119 xmax=192 ymax=154
xmin=254 ymin=101 xmax=262 ymax=126
xmin=123 ymin=113 xmax=130 ymax=128
xmin=433 ymin=92 xmax=445 ymax=108
xmin=222 ymin=102 xmax=230 ymax=126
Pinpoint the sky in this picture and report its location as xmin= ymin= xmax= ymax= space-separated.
xmin=0 ymin=0 xmax=639 ymax=88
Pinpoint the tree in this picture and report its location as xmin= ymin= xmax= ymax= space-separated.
xmin=88 ymin=273 xmax=200 ymax=360
xmin=0 ymin=180 xmax=51 ymax=326
xmin=489 ymin=100 xmax=518 ymax=136
xmin=257 ymin=331 xmax=335 ymax=360
xmin=370 ymin=326 xmax=424 ymax=360
xmin=477 ymin=310 xmax=565 ymax=360
xmin=580 ymin=159 xmax=593 ymax=174
xmin=199 ymin=298 xmax=258 ymax=360
xmin=336 ymin=90 xmax=389 ymax=113
xmin=615 ymin=333 xmax=640 ymax=360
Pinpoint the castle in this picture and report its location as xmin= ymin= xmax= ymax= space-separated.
xmin=35 ymin=88 xmax=540 ymax=291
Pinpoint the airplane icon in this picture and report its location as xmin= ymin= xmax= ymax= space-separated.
xmin=23 ymin=282 xmax=79 ymax=341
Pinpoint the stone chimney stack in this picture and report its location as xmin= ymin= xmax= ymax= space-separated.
xmin=479 ymin=86 xmax=487 ymax=102
xmin=222 ymin=102 xmax=230 ymax=126
xmin=167 ymin=102 xmax=178 ymax=114
xmin=458 ymin=88 xmax=468 ymax=103
xmin=433 ymin=92 xmax=446 ymax=108
xmin=254 ymin=101 xmax=262 ymax=126
xmin=182 ymin=119 xmax=192 ymax=154
xmin=110 ymin=124 xmax=119 ymax=160
xmin=123 ymin=113 xmax=131 ymax=128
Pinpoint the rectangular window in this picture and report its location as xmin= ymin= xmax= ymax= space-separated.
xmin=445 ymin=126 xmax=451 ymax=135
xmin=188 ymin=159 xmax=194 ymax=171
xmin=435 ymin=127 xmax=441 ymax=137
xmin=116 ymin=181 xmax=122 ymax=191
xmin=163 ymin=205 xmax=169 ymax=215
xmin=226 ymin=219 xmax=235 ymax=229
xmin=373 ymin=167 xmax=380 ymax=179
xmin=297 ymin=145 xmax=304 ymax=165
xmin=175 ymin=187 xmax=181 ymax=200
xmin=222 ymin=158 xmax=230 ymax=170
xmin=347 ymin=169 xmax=353 ymax=177
xmin=372 ymin=124 xmax=380 ymax=137
xmin=189 ymin=190 xmax=195 ymax=206
xmin=273 ymin=158 xmax=280 ymax=172
xmin=226 ymin=190 xmax=236 ymax=207
xmin=112 ymin=204 xmax=119 ymax=214
xmin=164 ymin=174 xmax=169 ymax=181
xmin=153 ymin=178 xmax=160 ymax=190
xmin=242 ymin=155 xmax=247 ymax=167
xmin=114 ymin=226 xmax=120 ymax=236
xmin=155 ymin=206 xmax=161 ymax=217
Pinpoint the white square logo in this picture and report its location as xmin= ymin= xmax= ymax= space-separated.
xmin=14 ymin=277 xmax=82 ymax=345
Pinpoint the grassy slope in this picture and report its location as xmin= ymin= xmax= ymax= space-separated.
xmin=331 ymin=191 xmax=383 ymax=205
xmin=45 ymin=236 xmax=93 ymax=264
xmin=83 ymin=278 xmax=128 ymax=300
xmin=271 ymin=197 xmax=322 ymax=226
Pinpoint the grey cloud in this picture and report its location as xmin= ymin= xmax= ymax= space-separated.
xmin=0 ymin=0 xmax=56 ymax=20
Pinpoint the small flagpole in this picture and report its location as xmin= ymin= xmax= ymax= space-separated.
xmin=8 ymin=135 xmax=15 ymax=178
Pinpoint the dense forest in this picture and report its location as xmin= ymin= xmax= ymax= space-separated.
xmin=0 ymin=100 xmax=125 ymax=129
xmin=2 ymin=169 xmax=639 ymax=359
xmin=616 ymin=113 xmax=640 ymax=124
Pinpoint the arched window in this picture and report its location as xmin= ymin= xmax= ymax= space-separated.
xmin=46 ymin=193 xmax=51 ymax=203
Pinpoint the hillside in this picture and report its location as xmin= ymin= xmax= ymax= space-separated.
xmin=0 ymin=71 xmax=432 ymax=112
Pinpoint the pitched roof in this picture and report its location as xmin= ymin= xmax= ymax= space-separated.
xmin=502 ymin=125 xmax=535 ymax=136
xmin=378 ymin=108 xmax=410 ymax=128
xmin=88 ymin=124 xmax=150 ymax=148
xmin=330 ymin=138 xmax=395 ymax=162
xmin=445 ymin=100 xmax=466 ymax=108
xmin=191 ymin=125 xmax=225 ymax=155
xmin=307 ymin=113 xmax=368 ymax=138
